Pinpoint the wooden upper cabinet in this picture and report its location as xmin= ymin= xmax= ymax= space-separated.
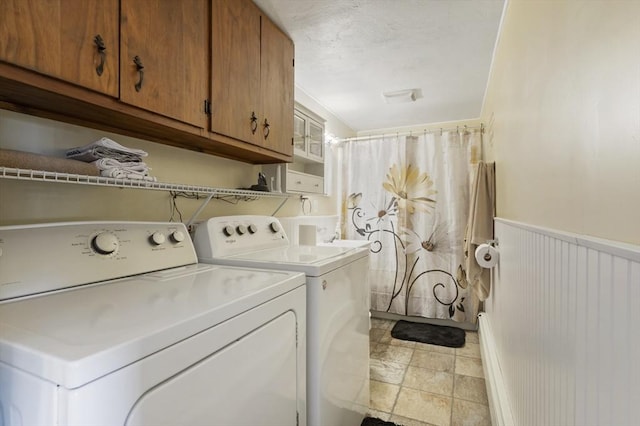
xmin=260 ymin=17 xmax=294 ymax=157
xmin=211 ymin=0 xmax=262 ymax=145
xmin=0 ymin=0 xmax=118 ymax=96
xmin=120 ymin=0 xmax=208 ymax=129
xmin=211 ymin=0 xmax=294 ymax=157
xmin=0 ymin=0 xmax=293 ymax=163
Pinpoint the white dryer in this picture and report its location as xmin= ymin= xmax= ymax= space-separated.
xmin=193 ymin=215 xmax=370 ymax=426
xmin=0 ymin=221 xmax=306 ymax=426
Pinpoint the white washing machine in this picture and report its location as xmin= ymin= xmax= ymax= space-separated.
xmin=0 ymin=221 xmax=306 ymax=426
xmin=193 ymin=215 xmax=370 ymax=426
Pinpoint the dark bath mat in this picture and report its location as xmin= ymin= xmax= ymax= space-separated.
xmin=391 ymin=320 xmax=465 ymax=348
xmin=361 ymin=417 xmax=402 ymax=426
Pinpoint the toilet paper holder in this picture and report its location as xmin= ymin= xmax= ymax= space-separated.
xmin=485 ymin=238 xmax=499 ymax=247
xmin=475 ymin=240 xmax=500 ymax=268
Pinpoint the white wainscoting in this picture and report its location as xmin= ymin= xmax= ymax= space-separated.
xmin=480 ymin=218 xmax=640 ymax=426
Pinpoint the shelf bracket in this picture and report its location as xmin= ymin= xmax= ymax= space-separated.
xmin=185 ymin=192 xmax=216 ymax=229
xmin=270 ymin=197 xmax=289 ymax=216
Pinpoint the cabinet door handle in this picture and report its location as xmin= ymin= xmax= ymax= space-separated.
xmin=94 ymin=34 xmax=106 ymax=76
xmin=250 ymin=112 xmax=258 ymax=134
xmin=133 ymin=56 xmax=144 ymax=92
xmin=263 ymin=118 xmax=270 ymax=139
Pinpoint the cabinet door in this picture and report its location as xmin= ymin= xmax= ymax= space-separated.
xmin=260 ymin=15 xmax=294 ymax=156
xmin=0 ymin=0 xmax=118 ymax=96
xmin=307 ymin=118 xmax=324 ymax=161
xmin=211 ymin=0 xmax=262 ymax=145
xmin=293 ymin=112 xmax=306 ymax=155
xmin=120 ymin=0 xmax=208 ymax=129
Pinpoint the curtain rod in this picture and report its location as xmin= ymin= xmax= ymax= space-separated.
xmin=336 ymin=123 xmax=484 ymax=143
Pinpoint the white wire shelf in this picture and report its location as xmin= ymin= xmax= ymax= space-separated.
xmin=0 ymin=167 xmax=293 ymax=199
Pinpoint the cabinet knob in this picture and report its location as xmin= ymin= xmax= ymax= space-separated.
xmin=93 ymin=34 xmax=106 ymax=77
xmin=133 ymin=56 xmax=145 ymax=92
xmin=263 ymin=118 xmax=270 ymax=139
xmin=250 ymin=112 xmax=258 ymax=134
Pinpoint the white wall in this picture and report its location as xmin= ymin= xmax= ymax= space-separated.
xmin=483 ymin=219 xmax=640 ymax=426
xmin=482 ymin=0 xmax=640 ymax=245
xmin=0 ymin=87 xmax=355 ymax=225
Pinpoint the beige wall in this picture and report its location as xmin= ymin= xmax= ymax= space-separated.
xmin=482 ymin=0 xmax=640 ymax=245
xmin=0 ymin=88 xmax=354 ymax=225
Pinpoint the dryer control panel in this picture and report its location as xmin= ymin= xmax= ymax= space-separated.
xmin=0 ymin=222 xmax=197 ymax=301
xmin=193 ymin=215 xmax=289 ymax=259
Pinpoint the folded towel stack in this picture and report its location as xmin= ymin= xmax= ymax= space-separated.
xmin=66 ymin=137 xmax=157 ymax=181
xmin=92 ymin=158 xmax=154 ymax=181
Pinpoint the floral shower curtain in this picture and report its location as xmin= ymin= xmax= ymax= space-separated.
xmin=339 ymin=129 xmax=482 ymax=323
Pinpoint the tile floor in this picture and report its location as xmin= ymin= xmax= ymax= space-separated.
xmin=367 ymin=318 xmax=491 ymax=426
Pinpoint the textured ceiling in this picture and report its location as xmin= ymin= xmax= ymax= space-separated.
xmin=253 ymin=0 xmax=505 ymax=132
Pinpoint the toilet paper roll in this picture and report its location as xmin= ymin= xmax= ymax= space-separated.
xmin=475 ymin=243 xmax=499 ymax=268
xmin=299 ymin=224 xmax=317 ymax=246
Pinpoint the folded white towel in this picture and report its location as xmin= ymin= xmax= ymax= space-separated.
xmin=94 ymin=158 xmax=156 ymax=181
xmin=100 ymin=168 xmax=157 ymax=182
xmin=92 ymin=158 xmax=150 ymax=172
xmin=66 ymin=137 xmax=148 ymax=163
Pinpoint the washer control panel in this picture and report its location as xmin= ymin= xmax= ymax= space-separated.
xmin=0 ymin=222 xmax=197 ymax=301
xmin=193 ymin=215 xmax=289 ymax=259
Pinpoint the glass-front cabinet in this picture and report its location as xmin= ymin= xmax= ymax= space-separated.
xmin=293 ymin=104 xmax=324 ymax=163
xmin=261 ymin=102 xmax=326 ymax=195
xmin=293 ymin=113 xmax=306 ymax=153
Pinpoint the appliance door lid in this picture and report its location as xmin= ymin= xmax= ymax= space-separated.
xmin=221 ymin=245 xmax=369 ymax=276
xmin=0 ymin=264 xmax=305 ymax=389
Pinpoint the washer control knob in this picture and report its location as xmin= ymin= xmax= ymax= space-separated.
xmin=269 ymin=222 xmax=280 ymax=233
xmin=248 ymin=224 xmax=258 ymax=234
xmin=236 ymin=225 xmax=247 ymax=235
xmin=170 ymin=231 xmax=185 ymax=243
xmin=150 ymin=232 xmax=166 ymax=246
xmin=223 ymin=225 xmax=235 ymax=237
xmin=92 ymin=232 xmax=119 ymax=255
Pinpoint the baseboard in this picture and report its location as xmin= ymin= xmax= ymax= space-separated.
xmin=478 ymin=312 xmax=515 ymax=426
